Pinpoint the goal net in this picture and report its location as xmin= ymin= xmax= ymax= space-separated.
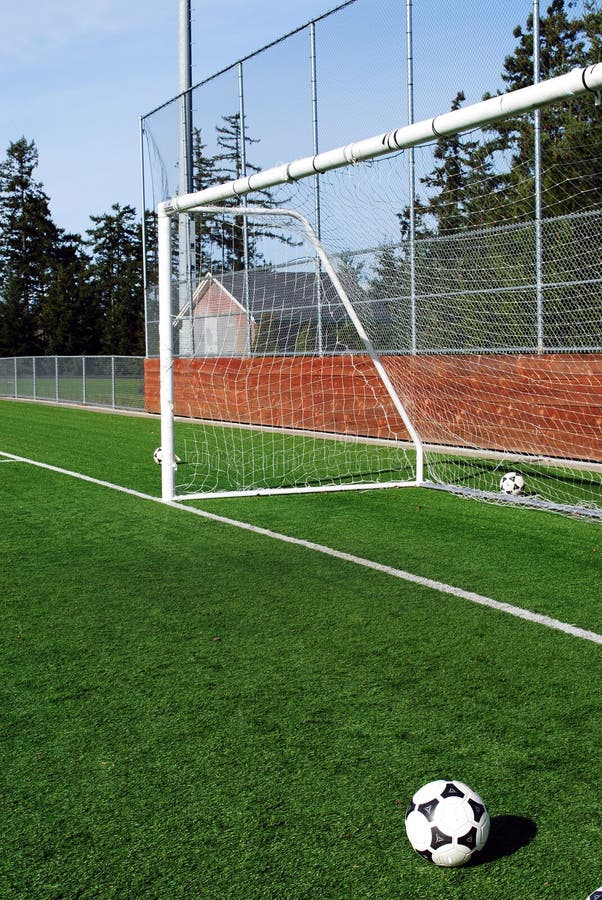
xmin=154 ymin=205 xmax=422 ymax=499
xmin=155 ymin=63 xmax=602 ymax=516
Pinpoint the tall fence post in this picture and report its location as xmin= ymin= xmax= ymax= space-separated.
xmin=178 ymin=0 xmax=194 ymax=357
xmin=140 ymin=116 xmax=150 ymax=359
xmin=533 ymin=0 xmax=544 ymax=352
xmin=406 ymin=0 xmax=417 ymax=354
xmin=310 ymin=21 xmax=324 ymax=356
xmin=238 ymin=61 xmax=253 ymax=356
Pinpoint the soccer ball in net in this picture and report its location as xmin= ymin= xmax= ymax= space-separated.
xmin=405 ymin=779 xmax=490 ymax=867
xmin=500 ymin=471 xmax=525 ymax=495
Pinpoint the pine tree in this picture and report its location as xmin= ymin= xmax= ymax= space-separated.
xmin=368 ymin=245 xmax=405 ymax=300
xmin=483 ymin=0 xmax=602 ymax=346
xmin=85 ymin=204 xmax=145 ymax=355
xmin=210 ymin=113 xmax=297 ymax=271
xmin=487 ymin=0 xmax=602 ymax=218
xmin=211 ymin=113 xmax=262 ymax=270
xmin=40 ymin=233 xmax=102 ymax=355
xmin=190 ymin=126 xmax=223 ymax=274
xmin=418 ymin=92 xmax=489 ymax=234
xmin=0 ymin=138 xmax=59 ymax=355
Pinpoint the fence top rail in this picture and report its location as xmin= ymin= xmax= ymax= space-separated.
xmin=0 ymin=356 xmax=145 ymax=362
xmin=141 ymin=0 xmax=358 ymax=120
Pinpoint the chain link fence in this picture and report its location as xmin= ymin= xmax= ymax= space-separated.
xmin=0 ymin=357 xmax=145 ymax=411
xmin=141 ymin=0 xmax=601 ymax=359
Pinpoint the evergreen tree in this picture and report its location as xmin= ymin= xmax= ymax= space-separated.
xmin=367 ymin=244 xmax=414 ymax=350
xmin=39 ymin=233 xmax=102 ymax=355
xmin=143 ymin=208 xmax=159 ymax=291
xmin=190 ymin=126 xmax=223 ymax=274
xmin=0 ymin=138 xmax=59 ymax=355
xmin=484 ymin=0 xmax=602 ymax=346
xmin=85 ymin=204 xmax=145 ymax=355
xmin=417 ymin=92 xmax=493 ymax=234
xmin=210 ymin=113 xmax=297 ymax=271
xmin=368 ymin=245 xmax=405 ymax=300
xmin=486 ymin=0 xmax=602 ymax=218
xmin=212 ymin=113 xmax=262 ymax=270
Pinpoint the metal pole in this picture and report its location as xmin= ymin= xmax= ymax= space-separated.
xmin=406 ymin=0 xmax=417 ymax=354
xmin=310 ymin=21 xmax=324 ymax=356
xmin=178 ymin=0 xmax=194 ymax=354
xmin=158 ymin=209 xmax=176 ymax=501
xmin=533 ymin=0 xmax=544 ymax=352
xmin=179 ymin=0 xmax=193 ymax=197
xmin=139 ymin=116 xmax=150 ymax=358
xmin=238 ymin=62 xmax=252 ymax=355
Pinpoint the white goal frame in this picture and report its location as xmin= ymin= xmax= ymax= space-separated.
xmin=157 ymin=63 xmax=602 ymax=505
xmin=158 ymin=204 xmax=424 ymax=501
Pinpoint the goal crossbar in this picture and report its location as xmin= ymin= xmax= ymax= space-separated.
xmin=161 ymin=64 xmax=602 ymax=216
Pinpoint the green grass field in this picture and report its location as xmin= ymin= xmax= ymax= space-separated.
xmin=1 ymin=399 xmax=601 ymax=899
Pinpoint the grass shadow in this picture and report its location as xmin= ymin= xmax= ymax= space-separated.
xmin=473 ymin=815 xmax=537 ymax=865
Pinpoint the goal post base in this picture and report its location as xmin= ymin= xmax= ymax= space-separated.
xmin=173 ymin=479 xmax=421 ymax=502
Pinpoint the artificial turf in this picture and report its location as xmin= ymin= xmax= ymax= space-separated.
xmin=1 ymin=400 xmax=601 ymax=898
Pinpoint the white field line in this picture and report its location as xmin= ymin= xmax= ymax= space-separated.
xmin=2 ymin=450 xmax=601 ymax=647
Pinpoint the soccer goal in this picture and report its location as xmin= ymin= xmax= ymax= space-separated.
xmin=155 ymin=63 xmax=602 ymax=516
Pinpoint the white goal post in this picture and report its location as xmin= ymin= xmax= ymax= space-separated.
xmin=157 ymin=63 xmax=602 ymax=513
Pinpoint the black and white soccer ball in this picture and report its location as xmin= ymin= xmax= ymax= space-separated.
xmin=586 ymin=890 xmax=602 ymax=900
xmin=500 ymin=471 xmax=525 ymax=496
xmin=153 ymin=447 xmax=181 ymax=465
xmin=405 ymin=779 xmax=490 ymax=867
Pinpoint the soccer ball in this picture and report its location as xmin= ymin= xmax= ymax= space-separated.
xmin=405 ymin=779 xmax=490 ymax=867
xmin=500 ymin=471 xmax=525 ymax=495
xmin=152 ymin=447 xmax=181 ymax=465
xmin=586 ymin=890 xmax=602 ymax=900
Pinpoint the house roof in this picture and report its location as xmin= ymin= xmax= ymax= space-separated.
xmin=209 ymin=268 xmax=345 ymax=322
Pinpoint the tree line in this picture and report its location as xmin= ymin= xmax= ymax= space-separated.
xmin=0 ymin=110 xmax=284 ymax=359
xmin=0 ymin=137 xmax=147 ymax=358
xmin=0 ymin=0 xmax=599 ymax=359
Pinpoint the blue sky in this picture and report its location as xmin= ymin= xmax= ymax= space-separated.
xmin=1 ymin=0 xmax=534 ymax=237
xmin=1 ymin=1 xmax=335 ymax=235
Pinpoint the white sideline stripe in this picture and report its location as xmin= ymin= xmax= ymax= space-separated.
xmin=2 ymin=450 xmax=601 ymax=646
